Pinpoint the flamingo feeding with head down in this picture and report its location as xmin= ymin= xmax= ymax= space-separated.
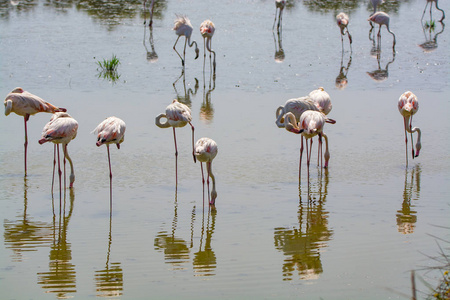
xmin=398 ymin=91 xmax=421 ymax=166
xmin=92 ymin=116 xmax=126 ymax=205
xmin=276 ymin=96 xmax=320 ymax=128
xmin=173 ymin=15 xmax=199 ymax=67
xmin=285 ymin=111 xmax=329 ymax=180
xmin=194 ymin=137 xmax=218 ymax=206
xmin=156 ymin=99 xmax=196 ymax=181
xmin=336 ymin=12 xmax=353 ymax=51
xmin=38 ymin=112 xmax=78 ymax=195
xmin=4 ymin=87 xmax=66 ymax=176
xmin=200 ymin=19 xmax=216 ymax=73
xmin=368 ymin=11 xmax=396 ymax=47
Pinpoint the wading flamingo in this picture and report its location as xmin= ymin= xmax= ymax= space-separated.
xmin=143 ymin=0 xmax=155 ymax=27
xmin=285 ymin=111 xmax=329 ymax=180
xmin=336 ymin=12 xmax=352 ymax=51
xmin=200 ymin=19 xmax=216 ymax=73
xmin=398 ymin=91 xmax=421 ymax=166
xmin=276 ymin=96 xmax=319 ymax=128
xmin=422 ymin=0 xmax=445 ymax=22
xmin=194 ymin=137 xmax=218 ymax=206
xmin=368 ymin=12 xmax=396 ymax=47
xmin=92 ymin=116 xmax=126 ymax=207
xmin=156 ymin=99 xmax=196 ymax=181
xmin=38 ymin=112 xmax=78 ymax=196
xmin=173 ymin=15 xmax=199 ymax=67
xmin=273 ymin=0 xmax=286 ymax=31
xmin=4 ymin=87 xmax=66 ymax=176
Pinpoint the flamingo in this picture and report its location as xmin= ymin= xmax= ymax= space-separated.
xmin=38 ymin=112 xmax=78 ymax=196
xmin=200 ymin=19 xmax=216 ymax=73
xmin=273 ymin=0 xmax=286 ymax=31
xmin=156 ymin=99 xmax=196 ymax=181
xmin=173 ymin=15 xmax=199 ymax=67
xmin=368 ymin=12 xmax=396 ymax=47
xmin=422 ymin=0 xmax=445 ymax=22
xmin=285 ymin=111 xmax=329 ymax=180
xmin=336 ymin=13 xmax=352 ymax=51
xmin=398 ymin=91 xmax=421 ymax=166
xmin=143 ymin=0 xmax=156 ymax=27
xmin=194 ymin=137 xmax=218 ymax=206
xmin=4 ymin=87 xmax=66 ymax=176
xmin=92 ymin=116 xmax=126 ymax=206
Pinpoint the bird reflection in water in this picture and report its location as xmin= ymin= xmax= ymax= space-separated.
xmin=366 ymin=46 xmax=396 ymax=82
xmin=37 ymin=189 xmax=76 ymax=299
xmin=143 ymin=23 xmax=158 ymax=63
xmin=173 ymin=69 xmax=199 ymax=108
xmin=193 ymin=206 xmax=217 ymax=277
xmin=200 ymin=65 xmax=215 ymax=123
xmin=396 ymin=165 xmax=421 ymax=234
xmin=272 ymin=19 xmax=285 ymax=63
xmin=274 ymin=170 xmax=332 ymax=281
xmin=335 ymin=46 xmax=352 ymax=90
xmin=273 ymin=0 xmax=285 ymax=31
xmin=3 ymin=177 xmax=52 ymax=262
xmin=95 ymin=210 xmax=124 ymax=297
xmin=421 ymin=0 xmax=445 ymax=23
xmin=419 ymin=17 xmax=445 ymax=52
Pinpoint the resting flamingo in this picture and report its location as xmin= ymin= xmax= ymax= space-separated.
xmin=368 ymin=11 xmax=396 ymax=47
xmin=285 ymin=111 xmax=329 ymax=180
xmin=273 ymin=0 xmax=286 ymax=31
xmin=38 ymin=112 xmax=78 ymax=196
xmin=173 ymin=15 xmax=199 ymax=67
xmin=194 ymin=137 xmax=218 ymax=206
xmin=398 ymin=91 xmax=421 ymax=166
xmin=156 ymin=99 xmax=196 ymax=181
xmin=336 ymin=12 xmax=352 ymax=51
xmin=276 ymin=96 xmax=320 ymax=128
xmin=4 ymin=87 xmax=66 ymax=176
xmin=200 ymin=19 xmax=216 ymax=73
xmin=92 ymin=116 xmax=126 ymax=207
xmin=422 ymin=0 xmax=445 ymax=22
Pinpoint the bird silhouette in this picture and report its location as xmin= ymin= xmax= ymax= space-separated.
xmin=173 ymin=15 xmax=199 ymax=67
xmin=4 ymin=87 xmax=66 ymax=176
xmin=194 ymin=137 xmax=218 ymax=206
xmin=398 ymin=91 xmax=421 ymax=166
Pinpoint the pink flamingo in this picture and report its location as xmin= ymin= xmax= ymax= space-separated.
xmin=368 ymin=11 xmax=396 ymax=47
xmin=4 ymin=87 xmax=66 ymax=176
xmin=336 ymin=13 xmax=352 ymax=51
xmin=275 ymin=96 xmax=320 ymax=128
xmin=200 ymin=19 xmax=216 ymax=73
xmin=194 ymin=137 xmax=218 ymax=206
xmin=285 ymin=111 xmax=329 ymax=180
xmin=38 ymin=112 xmax=78 ymax=196
xmin=92 ymin=116 xmax=126 ymax=206
xmin=273 ymin=0 xmax=286 ymax=30
xmin=156 ymin=99 xmax=196 ymax=181
xmin=398 ymin=91 xmax=421 ymax=165
xmin=173 ymin=15 xmax=199 ymax=67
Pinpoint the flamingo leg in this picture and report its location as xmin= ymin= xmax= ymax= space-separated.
xmin=107 ymin=144 xmax=112 ymax=211
xmin=299 ymin=136 xmax=304 ymax=180
xmin=190 ymin=122 xmax=196 ymax=163
xmin=200 ymin=162 xmax=205 ymax=202
xmin=173 ymin=36 xmax=184 ymax=66
xmin=173 ymin=127 xmax=178 ymax=184
xmin=52 ymin=144 xmax=56 ymax=194
xmin=57 ymin=144 xmax=62 ymax=200
xmin=23 ymin=115 xmax=29 ymax=176
xmin=183 ymin=38 xmax=188 ymax=67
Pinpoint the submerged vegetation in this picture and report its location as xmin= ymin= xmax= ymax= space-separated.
xmin=96 ymin=54 xmax=120 ymax=83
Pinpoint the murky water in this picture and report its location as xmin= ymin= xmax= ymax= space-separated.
xmin=1 ymin=0 xmax=449 ymax=299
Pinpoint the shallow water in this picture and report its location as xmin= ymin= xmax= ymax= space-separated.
xmin=1 ymin=0 xmax=449 ymax=299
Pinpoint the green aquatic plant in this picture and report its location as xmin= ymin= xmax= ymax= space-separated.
xmin=97 ymin=54 xmax=120 ymax=72
xmin=425 ymin=20 xmax=436 ymax=31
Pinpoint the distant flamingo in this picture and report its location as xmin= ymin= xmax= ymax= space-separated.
xmin=285 ymin=111 xmax=329 ymax=180
xmin=143 ymin=0 xmax=156 ymax=27
xmin=368 ymin=11 xmax=396 ymax=47
xmin=200 ymin=19 xmax=216 ymax=73
xmin=4 ymin=87 xmax=66 ymax=176
xmin=422 ymin=0 xmax=445 ymax=22
xmin=156 ymin=99 xmax=196 ymax=181
xmin=336 ymin=12 xmax=352 ymax=51
xmin=38 ymin=112 xmax=78 ymax=196
xmin=398 ymin=91 xmax=421 ymax=166
xmin=273 ymin=0 xmax=286 ymax=31
xmin=173 ymin=15 xmax=199 ymax=67
xmin=92 ymin=116 xmax=126 ymax=206
xmin=194 ymin=137 xmax=218 ymax=206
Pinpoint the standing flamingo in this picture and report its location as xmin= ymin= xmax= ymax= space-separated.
xmin=156 ymin=99 xmax=196 ymax=181
xmin=368 ymin=12 xmax=396 ymax=47
xmin=398 ymin=91 xmax=421 ymax=166
xmin=143 ymin=0 xmax=156 ymax=27
xmin=4 ymin=87 xmax=66 ymax=176
xmin=275 ymin=96 xmax=319 ymax=128
xmin=422 ymin=0 xmax=445 ymax=22
xmin=194 ymin=137 xmax=218 ymax=206
xmin=200 ymin=19 xmax=216 ymax=73
xmin=173 ymin=15 xmax=199 ymax=67
xmin=285 ymin=111 xmax=329 ymax=180
xmin=38 ymin=112 xmax=78 ymax=196
xmin=336 ymin=13 xmax=353 ymax=51
xmin=273 ymin=0 xmax=286 ymax=31
xmin=92 ymin=116 xmax=126 ymax=207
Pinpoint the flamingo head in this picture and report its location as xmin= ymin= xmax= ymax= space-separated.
xmin=194 ymin=47 xmax=199 ymax=59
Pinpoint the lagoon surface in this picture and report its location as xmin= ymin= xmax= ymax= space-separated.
xmin=0 ymin=0 xmax=449 ymax=299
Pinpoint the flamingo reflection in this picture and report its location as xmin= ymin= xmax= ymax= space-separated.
xmin=274 ymin=171 xmax=332 ymax=281
xmin=421 ymin=0 xmax=445 ymax=22
xmin=367 ymin=48 xmax=396 ymax=82
xmin=193 ymin=206 xmax=217 ymax=277
xmin=273 ymin=0 xmax=286 ymax=31
xmin=273 ymin=21 xmax=285 ymax=63
xmin=335 ymin=51 xmax=352 ymax=90
xmin=419 ymin=18 xmax=445 ymax=52
xmin=173 ymin=69 xmax=199 ymax=108
xmin=396 ymin=165 xmax=421 ymax=234
xmin=37 ymin=189 xmax=76 ymax=299
xmin=200 ymin=65 xmax=215 ymax=123
xmin=143 ymin=24 xmax=158 ymax=63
